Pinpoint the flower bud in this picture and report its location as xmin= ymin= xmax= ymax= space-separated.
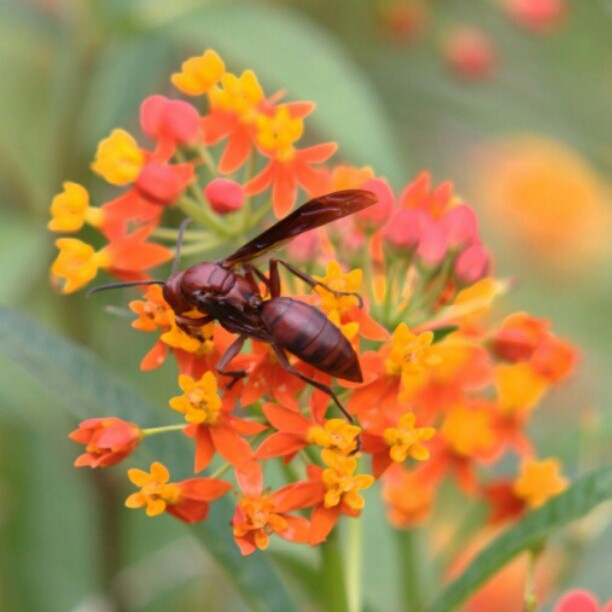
xmin=454 ymin=243 xmax=489 ymax=285
xmin=504 ymin=0 xmax=566 ymax=33
xmin=69 ymin=418 xmax=142 ymax=468
xmin=440 ymin=204 xmax=479 ymax=249
xmin=383 ymin=208 xmax=424 ymax=254
xmin=416 ymin=218 xmax=448 ymax=267
xmin=204 ymin=178 xmax=244 ymax=214
xmin=531 ymin=335 xmax=576 ymax=383
xmin=136 ymin=162 xmax=193 ymax=205
xmin=492 ymin=313 xmax=549 ymax=362
xmin=443 ymin=27 xmax=497 ymax=80
xmin=354 ymin=178 xmax=395 ymax=232
xmin=140 ymin=95 xmax=200 ymax=145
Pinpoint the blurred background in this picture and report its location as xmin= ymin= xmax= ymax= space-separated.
xmin=0 ymin=0 xmax=610 ymax=610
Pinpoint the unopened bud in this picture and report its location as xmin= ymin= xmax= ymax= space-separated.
xmin=204 ymin=178 xmax=244 ymax=214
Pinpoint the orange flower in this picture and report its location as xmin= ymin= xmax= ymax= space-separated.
xmin=246 ymin=141 xmax=337 ymax=217
xmin=513 ymin=457 xmax=568 ymax=509
xmin=69 ymin=418 xmax=141 ymax=468
xmin=232 ymin=475 xmax=312 ymax=555
xmin=381 ymin=464 xmax=434 ymax=528
xmin=307 ymin=455 xmax=374 ymax=544
xmin=495 ymin=363 xmax=549 ymax=413
xmin=362 ymin=412 xmax=435 ymax=477
xmin=51 ymin=228 xmax=172 ymax=294
xmin=255 ymin=403 xmax=360 ymax=462
xmin=125 ymin=461 xmax=232 ymax=523
xmin=170 ymin=372 xmax=266 ymax=472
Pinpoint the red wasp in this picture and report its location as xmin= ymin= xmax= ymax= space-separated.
xmin=90 ymin=189 xmax=376 ymax=424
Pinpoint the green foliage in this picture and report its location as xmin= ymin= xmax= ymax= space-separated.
xmin=429 ymin=464 xmax=612 ymax=612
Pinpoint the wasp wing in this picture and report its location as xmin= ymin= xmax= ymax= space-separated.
xmin=224 ymin=189 xmax=377 ymax=266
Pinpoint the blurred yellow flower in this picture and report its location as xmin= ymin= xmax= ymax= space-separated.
xmin=476 ymin=135 xmax=609 ymax=272
xmin=171 ymin=50 xmax=225 ymax=96
xmin=91 ymin=129 xmax=144 ymax=185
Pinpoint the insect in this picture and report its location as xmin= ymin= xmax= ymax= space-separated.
xmin=90 ymin=189 xmax=377 ymax=425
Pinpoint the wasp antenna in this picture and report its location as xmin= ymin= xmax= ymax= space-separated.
xmin=86 ymin=280 xmax=165 ymax=298
xmin=172 ymin=217 xmax=192 ymax=276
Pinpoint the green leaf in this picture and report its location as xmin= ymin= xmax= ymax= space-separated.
xmin=0 ymin=306 xmax=296 ymax=612
xmin=431 ymin=325 xmax=458 ymax=344
xmin=147 ymin=0 xmax=405 ymax=185
xmin=428 ymin=464 xmax=612 ymax=612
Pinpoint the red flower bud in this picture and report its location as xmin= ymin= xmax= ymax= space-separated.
xmin=383 ymin=208 xmax=424 ymax=253
xmin=136 ymin=162 xmax=194 ymax=206
xmin=454 ymin=243 xmax=489 ymax=284
xmin=504 ymin=0 xmax=566 ymax=33
xmin=354 ymin=178 xmax=395 ymax=232
xmin=204 ymin=178 xmax=244 ymax=214
xmin=492 ymin=313 xmax=549 ymax=362
xmin=443 ymin=27 xmax=497 ymax=80
xmin=69 ymin=418 xmax=141 ymax=468
xmin=531 ymin=335 xmax=576 ymax=383
xmin=441 ymin=204 xmax=479 ymax=249
xmin=417 ymin=218 xmax=448 ymax=267
xmin=140 ymin=95 xmax=200 ymax=145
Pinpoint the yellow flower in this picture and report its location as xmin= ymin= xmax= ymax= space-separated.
xmin=383 ymin=413 xmax=435 ymax=462
xmin=51 ymin=238 xmax=109 ymax=294
xmin=169 ymin=372 xmax=223 ymax=425
xmin=321 ymin=454 xmax=374 ymax=510
xmin=385 ymin=324 xmax=442 ymax=388
xmin=208 ymin=70 xmax=264 ymax=122
xmin=91 ymin=129 xmax=144 ymax=185
xmin=171 ymin=50 xmax=225 ymax=95
xmin=255 ymin=105 xmax=303 ymax=162
xmin=315 ymin=260 xmax=363 ymax=315
xmin=495 ymin=363 xmax=549 ymax=413
xmin=308 ymin=419 xmax=361 ymax=456
xmin=441 ymin=404 xmax=496 ymax=457
xmin=48 ymin=182 xmax=102 ymax=232
xmin=327 ymin=310 xmax=359 ymax=341
xmin=125 ymin=462 xmax=179 ymax=517
xmin=161 ymin=312 xmax=214 ymax=354
xmin=513 ymin=457 xmax=568 ymax=508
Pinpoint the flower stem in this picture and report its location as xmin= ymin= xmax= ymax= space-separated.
xmin=151 ymin=226 xmax=212 ymax=242
xmin=346 ymin=514 xmax=363 ymax=612
xmin=141 ymin=424 xmax=185 ymax=437
xmin=525 ymin=543 xmax=544 ymax=612
xmin=321 ymin=530 xmax=349 ymax=612
xmin=397 ymin=529 xmax=424 ymax=612
xmin=210 ymin=462 xmax=232 ymax=479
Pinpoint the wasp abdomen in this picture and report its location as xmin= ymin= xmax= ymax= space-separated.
xmin=261 ymin=297 xmax=363 ymax=383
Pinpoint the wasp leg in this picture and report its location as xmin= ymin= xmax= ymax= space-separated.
xmin=272 ymin=258 xmax=364 ymax=308
xmin=215 ymin=334 xmax=248 ymax=389
xmin=270 ymin=343 xmax=361 ymax=452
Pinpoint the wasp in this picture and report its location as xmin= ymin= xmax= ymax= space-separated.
xmin=90 ymin=189 xmax=377 ymax=424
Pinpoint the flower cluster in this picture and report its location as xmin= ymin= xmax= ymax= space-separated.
xmin=57 ymin=50 xmax=576 ymax=567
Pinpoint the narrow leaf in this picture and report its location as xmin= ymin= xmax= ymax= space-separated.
xmin=428 ymin=465 xmax=612 ymax=612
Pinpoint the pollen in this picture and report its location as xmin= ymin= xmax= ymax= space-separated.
xmin=125 ymin=462 xmax=180 ymax=517
xmin=321 ymin=454 xmax=374 ymax=510
xmin=208 ymin=70 xmax=264 ymax=123
xmin=169 ymin=372 xmax=223 ymax=425
xmin=314 ymin=260 xmax=363 ymax=315
xmin=91 ymin=128 xmax=145 ymax=185
xmin=171 ymin=50 xmax=225 ymax=96
xmin=307 ymin=419 xmax=361 ymax=456
xmin=513 ymin=457 xmax=568 ymax=509
xmin=255 ymin=105 xmax=304 ymax=162
xmin=382 ymin=412 xmax=435 ymax=462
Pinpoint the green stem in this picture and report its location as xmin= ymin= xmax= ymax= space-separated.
xmin=196 ymin=144 xmax=218 ymax=177
xmin=397 ymin=529 xmax=424 ymax=612
xmin=176 ymin=237 xmax=226 ymax=258
xmin=346 ymin=516 xmax=363 ymax=612
xmin=525 ymin=543 xmax=544 ymax=612
xmin=141 ymin=424 xmax=185 ymax=437
xmin=179 ymin=194 xmax=230 ymax=236
xmin=210 ymin=462 xmax=232 ymax=479
xmin=151 ymin=226 xmax=212 ymax=242
xmin=321 ymin=530 xmax=349 ymax=612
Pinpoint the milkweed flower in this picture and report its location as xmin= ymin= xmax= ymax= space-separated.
xmin=125 ymin=461 xmax=232 ymax=523
xmin=69 ymin=418 xmax=142 ymax=468
xmin=513 ymin=457 xmax=568 ymax=508
xmin=554 ymin=590 xmax=612 ymax=612
xmin=171 ymin=49 xmax=225 ymax=96
xmin=48 ymin=182 xmax=102 ymax=233
xmin=91 ymin=128 xmax=145 ymax=185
